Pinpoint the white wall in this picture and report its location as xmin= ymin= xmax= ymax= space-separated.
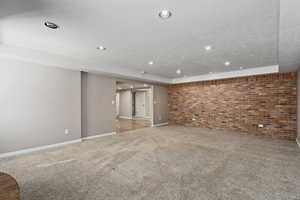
xmin=81 ymin=73 xmax=116 ymax=137
xmin=0 ymin=58 xmax=81 ymax=154
xmin=119 ymin=90 xmax=132 ymax=119
xmin=0 ymin=58 xmax=169 ymax=154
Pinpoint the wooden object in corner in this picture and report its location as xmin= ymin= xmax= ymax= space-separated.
xmin=0 ymin=172 xmax=20 ymax=200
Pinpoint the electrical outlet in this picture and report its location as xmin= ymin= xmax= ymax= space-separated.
xmin=258 ymin=124 xmax=264 ymax=128
xmin=65 ymin=129 xmax=70 ymax=135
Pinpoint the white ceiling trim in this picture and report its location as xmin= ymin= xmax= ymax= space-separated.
xmin=0 ymin=44 xmax=280 ymax=84
xmin=172 ymin=65 xmax=279 ymax=84
xmin=0 ymin=44 xmax=171 ymax=84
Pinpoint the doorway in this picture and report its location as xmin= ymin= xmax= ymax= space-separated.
xmin=116 ymin=81 xmax=153 ymax=133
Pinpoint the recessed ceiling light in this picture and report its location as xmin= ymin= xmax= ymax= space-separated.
xmin=159 ymin=9 xmax=172 ymax=19
xmin=176 ymin=69 xmax=182 ymax=74
xmin=148 ymin=61 xmax=154 ymax=65
xmin=44 ymin=21 xmax=59 ymax=29
xmin=205 ymin=45 xmax=212 ymax=51
xmin=96 ymin=46 xmax=106 ymax=51
xmin=224 ymin=61 xmax=231 ymax=66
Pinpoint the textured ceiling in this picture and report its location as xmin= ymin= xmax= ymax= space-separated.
xmin=0 ymin=0 xmax=297 ymax=81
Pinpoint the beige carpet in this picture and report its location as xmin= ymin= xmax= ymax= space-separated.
xmin=1 ymin=125 xmax=300 ymax=200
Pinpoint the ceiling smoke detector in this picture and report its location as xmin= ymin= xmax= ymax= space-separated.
xmin=159 ymin=10 xmax=172 ymax=19
xmin=44 ymin=21 xmax=59 ymax=29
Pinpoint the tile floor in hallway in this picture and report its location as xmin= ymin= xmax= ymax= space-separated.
xmin=0 ymin=125 xmax=300 ymax=200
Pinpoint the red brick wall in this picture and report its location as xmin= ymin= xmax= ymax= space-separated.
xmin=168 ymin=72 xmax=297 ymax=140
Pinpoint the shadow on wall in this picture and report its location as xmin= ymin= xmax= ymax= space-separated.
xmin=0 ymin=0 xmax=47 ymax=19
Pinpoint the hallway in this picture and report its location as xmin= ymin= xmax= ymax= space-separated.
xmin=116 ymin=118 xmax=151 ymax=133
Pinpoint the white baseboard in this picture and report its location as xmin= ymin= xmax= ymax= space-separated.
xmin=82 ymin=132 xmax=116 ymax=140
xmin=132 ymin=117 xmax=152 ymax=120
xmin=152 ymin=122 xmax=169 ymax=127
xmin=0 ymin=139 xmax=82 ymax=158
xmin=118 ymin=116 xmax=132 ymax=119
xmin=297 ymin=139 xmax=300 ymax=148
xmin=134 ymin=115 xmax=145 ymax=118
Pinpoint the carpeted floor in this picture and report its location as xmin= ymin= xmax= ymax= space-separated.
xmin=1 ymin=125 xmax=300 ymax=200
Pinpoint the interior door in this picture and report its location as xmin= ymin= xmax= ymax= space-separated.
xmin=135 ymin=91 xmax=145 ymax=117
